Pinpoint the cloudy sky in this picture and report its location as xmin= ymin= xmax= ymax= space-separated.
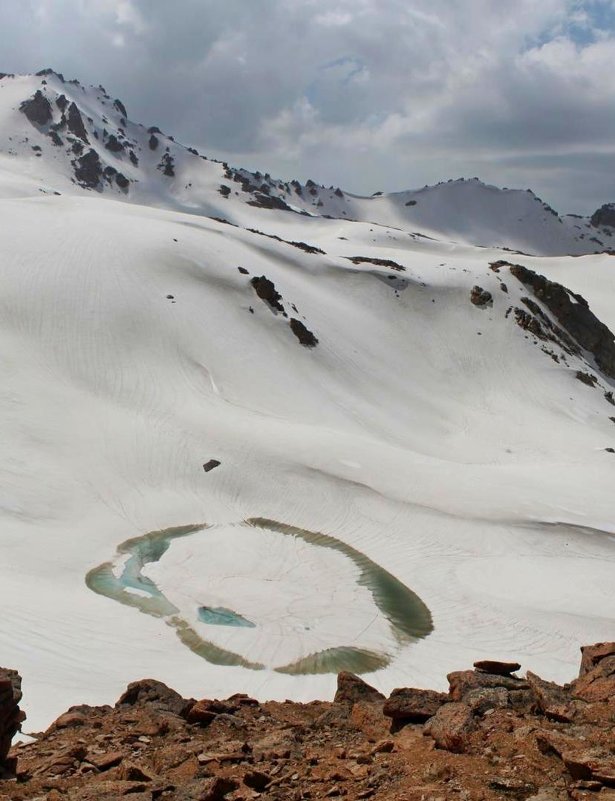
xmin=1 ymin=0 xmax=615 ymax=212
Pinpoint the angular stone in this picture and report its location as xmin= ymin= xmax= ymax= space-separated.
xmin=383 ymin=688 xmax=447 ymax=722
xmin=579 ymin=642 xmax=615 ymax=677
xmin=50 ymin=710 xmax=87 ymax=730
xmin=474 ymin=660 xmax=521 ymax=676
xmin=243 ymin=769 xmax=271 ymax=792
xmin=350 ymin=701 xmax=391 ymax=740
xmin=572 ymin=655 xmax=615 ymax=702
xmin=175 ymin=777 xmax=238 ymax=800
xmin=116 ymin=678 xmax=192 ymax=717
xmin=423 ymin=702 xmax=475 ymax=754
xmin=86 ymin=750 xmax=123 ymax=771
xmin=526 ymin=671 xmax=575 ymax=722
xmin=334 ymin=673 xmax=384 ymax=705
xmin=117 ymin=761 xmax=160 ymax=783
xmin=562 ymin=748 xmax=615 ymax=786
xmin=185 ymin=699 xmax=228 ymax=726
xmin=463 ymin=686 xmax=510 ymax=716
xmin=448 ymin=669 xmax=528 ymax=701
xmin=534 ymin=729 xmax=578 ymax=759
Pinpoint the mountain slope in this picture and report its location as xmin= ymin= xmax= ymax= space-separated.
xmin=0 ymin=70 xmax=615 ymax=731
xmin=1 ymin=69 xmax=614 ymax=256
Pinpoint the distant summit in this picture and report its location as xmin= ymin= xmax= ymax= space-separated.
xmin=0 ymin=68 xmax=614 ymax=256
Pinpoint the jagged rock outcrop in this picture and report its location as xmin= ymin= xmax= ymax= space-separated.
xmin=591 ymin=203 xmax=615 ymax=229
xmin=19 ymin=90 xmax=52 ymax=126
xmin=74 ymin=149 xmax=102 ymax=189
xmin=572 ymin=647 xmax=615 ymax=703
xmin=0 ymin=668 xmax=24 ymax=776
xmin=578 ymin=641 xmax=615 ymax=676
xmin=526 ymin=671 xmax=576 ymax=722
xmin=105 ymin=134 xmax=124 ymax=153
xmin=509 ymin=263 xmax=615 ymax=379
xmin=113 ymin=98 xmax=128 ymax=118
xmin=66 ymin=101 xmax=89 ymax=143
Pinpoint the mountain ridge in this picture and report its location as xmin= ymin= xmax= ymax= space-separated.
xmin=1 ymin=67 xmax=614 ymax=257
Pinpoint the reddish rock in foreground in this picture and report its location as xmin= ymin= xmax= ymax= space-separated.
xmin=4 ymin=645 xmax=615 ymax=800
xmin=578 ymin=641 xmax=615 ymax=677
xmin=383 ymin=687 xmax=448 ymax=723
xmin=423 ymin=702 xmax=475 ymax=753
xmin=0 ymin=669 xmax=24 ymax=777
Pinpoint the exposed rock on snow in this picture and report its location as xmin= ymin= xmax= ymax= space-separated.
xmin=470 ymin=285 xmax=493 ymax=307
xmin=591 ymin=203 xmax=615 ymax=230
xmin=289 ymin=318 xmax=318 ymax=348
xmin=250 ymin=275 xmax=285 ymax=314
xmin=104 ymin=133 xmax=124 ymax=153
xmin=66 ymin=101 xmax=89 ymax=143
xmin=576 ymin=370 xmax=598 ymax=386
xmin=74 ymin=148 xmax=102 ymax=188
xmin=346 ymin=256 xmax=406 ymax=271
xmin=509 ymin=263 xmax=615 ymax=379
xmin=19 ymin=89 xmax=52 ymax=126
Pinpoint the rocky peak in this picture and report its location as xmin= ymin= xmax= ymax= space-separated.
xmin=591 ymin=203 xmax=615 ymax=229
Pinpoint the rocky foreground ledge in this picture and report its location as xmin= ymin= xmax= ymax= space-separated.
xmin=1 ymin=644 xmax=615 ymax=801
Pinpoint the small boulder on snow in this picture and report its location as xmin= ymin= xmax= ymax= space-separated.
xmin=470 ymin=286 xmax=493 ymax=307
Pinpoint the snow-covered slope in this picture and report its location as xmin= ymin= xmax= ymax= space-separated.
xmin=1 ymin=70 xmax=615 ymax=732
xmin=1 ymin=69 xmax=614 ymax=256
